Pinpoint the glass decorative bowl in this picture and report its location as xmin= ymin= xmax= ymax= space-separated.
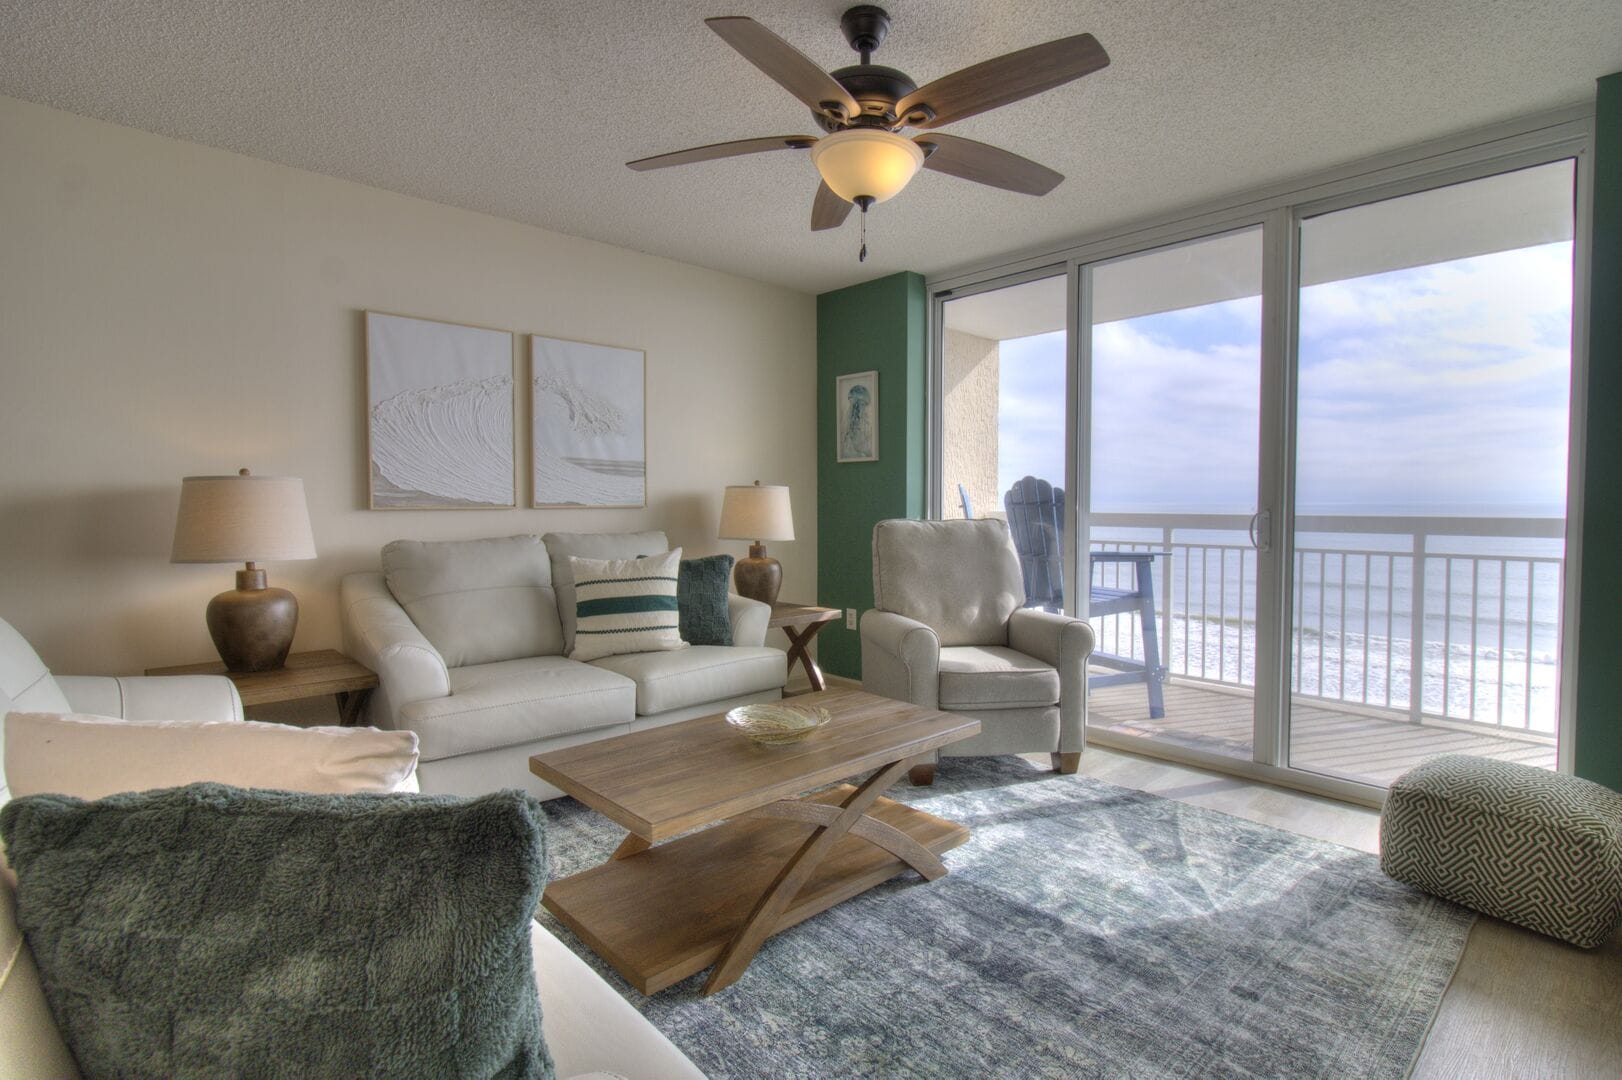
xmin=725 ymin=703 xmax=831 ymax=745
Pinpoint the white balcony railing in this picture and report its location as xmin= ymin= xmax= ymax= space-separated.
xmin=1087 ymin=513 xmax=1565 ymax=735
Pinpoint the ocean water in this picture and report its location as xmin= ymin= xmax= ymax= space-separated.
xmin=1086 ymin=524 xmax=1565 ymax=734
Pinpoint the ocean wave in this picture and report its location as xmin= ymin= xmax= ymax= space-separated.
xmin=371 ymin=375 xmax=513 ymax=506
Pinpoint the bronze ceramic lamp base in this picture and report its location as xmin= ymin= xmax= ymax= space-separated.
xmin=733 ymin=543 xmax=784 ymax=607
xmin=206 ymin=562 xmax=299 ymax=673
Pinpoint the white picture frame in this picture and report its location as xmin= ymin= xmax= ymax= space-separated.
xmin=835 ymin=370 xmax=879 ymax=463
xmin=530 ymin=335 xmax=646 ymax=508
xmin=365 ymin=311 xmax=516 ymax=509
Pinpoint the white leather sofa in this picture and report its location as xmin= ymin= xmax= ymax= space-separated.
xmin=0 ymin=614 xmax=705 ymax=1079
xmin=342 ymin=531 xmax=789 ymax=799
xmin=0 ymin=616 xmax=243 ymax=803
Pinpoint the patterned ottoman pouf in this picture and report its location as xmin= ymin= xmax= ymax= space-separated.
xmin=1381 ymin=754 xmax=1622 ymax=948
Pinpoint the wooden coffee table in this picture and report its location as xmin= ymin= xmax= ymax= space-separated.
xmin=530 ymin=688 xmax=979 ymax=995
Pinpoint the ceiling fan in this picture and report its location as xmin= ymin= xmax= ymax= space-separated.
xmin=627 ymin=6 xmax=1109 ymax=260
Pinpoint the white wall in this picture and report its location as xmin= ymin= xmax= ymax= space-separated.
xmin=0 ymin=95 xmax=817 ymax=684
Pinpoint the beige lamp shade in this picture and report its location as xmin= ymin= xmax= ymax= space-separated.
xmin=719 ymin=483 xmax=794 ymax=542
xmin=171 ymin=471 xmax=317 ymax=564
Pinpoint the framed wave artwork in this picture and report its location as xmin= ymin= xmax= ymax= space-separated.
xmin=365 ymin=311 xmax=517 ymax=509
xmin=530 ymin=335 xmax=646 ymax=508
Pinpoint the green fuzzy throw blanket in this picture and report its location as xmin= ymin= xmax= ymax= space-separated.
xmin=0 ymin=784 xmax=555 ymax=1080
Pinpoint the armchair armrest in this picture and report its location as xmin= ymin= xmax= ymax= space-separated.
xmin=57 ymin=675 xmax=244 ymax=724
xmin=1009 ymin=607 xmax=1095 ymax=754
xmin=860 ymin=610 xmax=941 ymax=710
xmin=728 ymin=594 xmax=770 ymax=648
xmin=340 ymin=573 xmax=451 ymax=718
xmin=1009 ymin=607 xmax=1096 ymax=671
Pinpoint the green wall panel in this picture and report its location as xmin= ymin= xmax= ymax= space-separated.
xmin=816 ymin=271 xmax=927 ymax=679
xmin=1575 ymin=72 xmax=1622 ymax=791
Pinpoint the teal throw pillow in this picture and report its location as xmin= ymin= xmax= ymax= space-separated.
xmin=679 ymin=554 xmax=735 ymax=646
xmin=0 ymin=784 xmax=555 ymax=1080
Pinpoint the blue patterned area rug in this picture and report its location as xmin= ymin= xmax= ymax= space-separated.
xmin=538 ymin=756 xmax=1472 ymax=1079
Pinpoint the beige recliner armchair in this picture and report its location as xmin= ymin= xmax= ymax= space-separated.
xmin=860 ymin=518 xmax=1095 ymax=785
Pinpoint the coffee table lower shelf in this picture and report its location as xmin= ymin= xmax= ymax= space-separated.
xmin=542 ymin=785 xmax=970 ymax=995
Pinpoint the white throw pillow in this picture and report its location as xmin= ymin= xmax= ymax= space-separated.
xmin=568 ymin=549 xmax=688 ymax=663
xmin=2 ymin=712 xmax=420 ymax=800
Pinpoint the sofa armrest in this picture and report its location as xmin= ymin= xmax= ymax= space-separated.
xmin=531 ymin=922 xmax=705 ymax=1079
xmin=860 ymin=610 xmax=941 ymax=710
xmin=56 ymin=675 xmax=243 ymax=724
xmin=728 ymin=594 xmax=770 ymax=648
xmin=1009 ymin=607 xmax=1095 ymax=754
xmin=340 ymin=573 xmax=451 ymax=717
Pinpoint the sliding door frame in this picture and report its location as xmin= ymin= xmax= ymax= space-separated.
xmin=925 ymin=104 xmax=1594 ymax=807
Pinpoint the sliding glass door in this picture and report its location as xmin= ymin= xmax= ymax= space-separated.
xmin=1286 ymin=161 xmax=1576 ymax=785
xmin=1082 ymin=228 xmax=1265 ymax=760
xmin=930 ymin=128 xmax=1585 ymax=799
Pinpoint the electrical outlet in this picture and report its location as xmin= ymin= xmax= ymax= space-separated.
xmin=845 ymin=607 xmax=858 ymax=630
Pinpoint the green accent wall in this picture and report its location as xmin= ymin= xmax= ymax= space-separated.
xmin=816 ymin=272 xmax=928 ymax=679
xmin=1575 ymin=72 xmax=1622 ymax=791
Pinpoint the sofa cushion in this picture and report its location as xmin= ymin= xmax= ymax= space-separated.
xmin=383 ymin=534 xmax=564 ymax=667
xmin=4 ymin=712 xmax=419 ymax=800
xmin=1 ymin=784 xmax=555 ymax=1079
xmin=590 ymin=646 xmax=787 ymax=716
xmin=544 ymin=531 xmax=670 ymax=653
xmin=872 ymin=519 xmax=1025 ymax=646
xmin=0 ymin=872 xmax=79 ymax=1080
xmin=568 ymin=550 xmax=686 ymax=663
xmin=937 ymin=646 xmax=1060 ymax=710
xmin=402 ymin=657 xmax=635 ymax=762
xmin=678 ymin=554 xmax=734 ymax=646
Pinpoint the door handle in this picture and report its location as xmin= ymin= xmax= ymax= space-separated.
xmin=1249 ymin=510 xmax=1272 ymax=553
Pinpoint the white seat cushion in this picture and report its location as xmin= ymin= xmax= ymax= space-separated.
xmin=402 ymin=658 xmax=635 ymax=762
xmin=590 ymin=647 xmax=788 ymax=716
xmin=937 ymin=646 xmax=1059 ymax=710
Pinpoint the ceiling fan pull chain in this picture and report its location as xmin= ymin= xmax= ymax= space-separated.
xmin=859 ymin=206 xmax=868 ymax=262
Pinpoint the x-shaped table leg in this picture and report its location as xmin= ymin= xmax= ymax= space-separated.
xmin=702 ymin=757 xmax=920 ymax=995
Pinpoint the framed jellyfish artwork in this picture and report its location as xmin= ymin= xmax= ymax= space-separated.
xmin=364 ymin=311 xmax=517 ymax=509
xmin=835 ymin=370 xmax=878 ymax=463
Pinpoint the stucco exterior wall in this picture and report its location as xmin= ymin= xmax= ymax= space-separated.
xmin=942 ymin=329 xmax=999 ymax=519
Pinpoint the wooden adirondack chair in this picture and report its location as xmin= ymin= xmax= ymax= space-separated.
xmin=1003 ymin=476 xmax=1167 ymax=719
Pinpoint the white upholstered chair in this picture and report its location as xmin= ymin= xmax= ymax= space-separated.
xmin=860 ymin=518 xmax=1095 ymax=785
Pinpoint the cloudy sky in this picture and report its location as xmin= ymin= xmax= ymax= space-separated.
xmin=994 ymin=241 xmax=1573 ymax=518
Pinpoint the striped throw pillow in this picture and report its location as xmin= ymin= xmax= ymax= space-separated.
xmin=568 ymin=549 xmax=688 ymax=662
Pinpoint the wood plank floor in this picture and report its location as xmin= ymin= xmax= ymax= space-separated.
xmin=1089 ymin=675 xmax=1557 ymax=785
xmin=1034 ymin=745 xmax=1622 ymax=1080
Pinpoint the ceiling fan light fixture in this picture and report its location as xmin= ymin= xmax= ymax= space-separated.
xmin=809 ymin=128 xmax=924 ymax=204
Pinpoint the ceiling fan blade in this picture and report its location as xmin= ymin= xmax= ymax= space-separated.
xmin=811 ymin=181 xmax=853 ymax=231
xmin=626 ymin=135 xmax=816 ymax=172
xmin=706 ymin=17 xmax=861 ymax=122
xmin=916 ymin=133 xmax=1063 ymax=196
xmin=896 ymin=33 xmax=1108 ymax=130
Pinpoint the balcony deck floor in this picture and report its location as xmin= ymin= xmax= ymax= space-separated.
xmin=1088 ymin=675 xmax=1557 ymax=786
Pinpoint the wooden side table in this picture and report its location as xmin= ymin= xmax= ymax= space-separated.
xmin=768 ymin=602 xmax=841 ymax=692
xmin=146 ymin=649 xmax=379 ymax=726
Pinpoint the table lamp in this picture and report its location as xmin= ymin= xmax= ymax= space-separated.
xmin=719 ymin=481 xmax=794 ymax=607
xmin=171 ymin=468 xmax=317 ymax=672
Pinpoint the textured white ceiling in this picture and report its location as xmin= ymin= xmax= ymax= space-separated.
xmin=3 ymin=1 xmax=1619 ymax=295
